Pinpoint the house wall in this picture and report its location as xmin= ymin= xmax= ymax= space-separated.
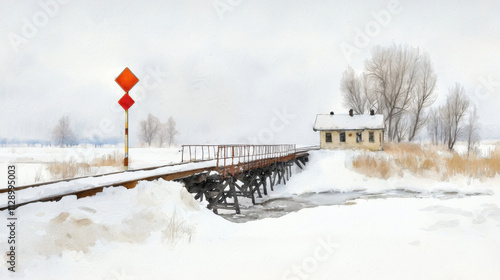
xmin=319 ymin=129 xmax=383 ymax=151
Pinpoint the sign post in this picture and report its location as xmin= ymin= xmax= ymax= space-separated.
xmin=116 ymin=68 xmax=139 ymax=171
xmin=125 ymin=109 xmax=128 ymax=168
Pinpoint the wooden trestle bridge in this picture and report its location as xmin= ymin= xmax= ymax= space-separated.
xmin=0 ymin=145 xmax=316 ymax=213
xmin=180 ymin=144 xmax=313 ymax=214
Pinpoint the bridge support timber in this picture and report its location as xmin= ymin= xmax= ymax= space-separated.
xmin=181 ymin=146 xmax=309 ymax=214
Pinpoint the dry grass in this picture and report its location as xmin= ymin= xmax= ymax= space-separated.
xmin=384 ymin=142 xmax=425 ymax=157
xmin=445 ymin=148 xmax=500 ymax=179
xmin=47 ymin=159 xmax=91 ymax=180
xmin=384 ymin=142 xmax=440 ymax=175
xmin=47 ymin=151 xmax=124 ymax=180
xmin=351 ymin=142 xmax=500 ymax=180
xmin=352 ymin=154 xmax=393 ymax=179
xmin=162 ymin=211 xmax=195 ymax=244
xmin=91 ymin=151 xmax=123 ymax=167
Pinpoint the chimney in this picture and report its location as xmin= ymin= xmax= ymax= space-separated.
xmin=370 ymin=109 xmax=374 ymax=116
xmin=349 ymin=109 xmax=353 ymax=117
xmin=330 ymin=111 xmax=334 ymax=115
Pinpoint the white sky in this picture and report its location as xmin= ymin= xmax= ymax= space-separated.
xmin=1 ymin=0 xmax=499 ymax=146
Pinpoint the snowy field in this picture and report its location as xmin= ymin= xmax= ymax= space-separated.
xmin=1 ymin=146 xmax=499 ymax=279
xmin=0 ymin=146 xmax=183 ymax=186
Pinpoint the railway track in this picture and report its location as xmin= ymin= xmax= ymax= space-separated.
xmin=0 ymin=159 xmax=211 ymax=194
xmin=0 ymin=145 xmax=319 ymax=212
xmin=0 ymin=161 xmax=216 ymax=211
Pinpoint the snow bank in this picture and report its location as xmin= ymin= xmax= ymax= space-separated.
xmin=0 ymin=179 xmax=228 ymax=278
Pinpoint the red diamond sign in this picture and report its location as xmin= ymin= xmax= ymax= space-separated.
xmin=118 ymin=93 xmax=135 ymax=111
xmin=115 ymin=67 xmax=139 ymax=92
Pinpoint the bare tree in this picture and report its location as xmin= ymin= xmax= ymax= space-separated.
xmin=408 ymin=53 xmax=437 ymax=141
xmin=364 ymin=73 xmax=380 ymax=114
xmin=139 ymin=114 xmax=160 ymax=147
xmin=365 ymin=44 xmax=420 ymax=142
xmin=340 ymin=66 xmax=367 ymax=114
xmin=427 ymin=107 xmax=443 ymax=145
xmin=440 ymin=83 xmax=470 ymax=150
xmin=165 ymin=116 xmax=178 ymax=147
xmin=394 ymin=115 xmax=411 ymax=142
xmin=157 ymin=123 xmax=168 ymax=148
xmin=465 ymin=105 xmax=481 ymax=157
xmin=52 ymin=115 xmax=76 ymax=147
xmin=340 ymin=44 xmax=440 ymax=143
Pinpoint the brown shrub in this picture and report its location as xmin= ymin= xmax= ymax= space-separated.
xmin=421 ymin=158 xmax=438 ymax=172
xmin=384 ymin=142 xmax=424 ymax=157
xmin=352 ymin=153 xmax=393 ymax=179
xmin=352 ymin=142 xmax=499 ymax=180
xmin=48 ymin=159 xmax=91 ymax=180
xmin=48 ymin=151 xmax=124 ymax=180
xmin=444 ymin=150 xmax=500 ymax=179
xmin=91 ymin=151 xmax=123 ymax=167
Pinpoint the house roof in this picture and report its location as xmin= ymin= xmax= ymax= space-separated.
xmin=313 ymin=114 xmax=384 ymax=131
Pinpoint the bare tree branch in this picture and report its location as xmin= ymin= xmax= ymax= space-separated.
xmin=139 ymin=114 xmax=160 ymax=147
xmin=52 ymin=116 xmax=77 ymax=147
xmin=157 ymin=123 xmax=168 ymax=148
xmin=427 ymin=107 xmax=443 ymax=145
xmin=408 ymin=53 xmax=437 ymax=141
xmin=340 ymin=66 xmax=366 ymax=114
xmin=157 ymin=116 xmax=179 ymax=147
xmin=440 ymin=83 xmax=470 ymax=150
xmin=465 ymin=105 xmax=481 ymax=157
xmin=365 ymin=44 xmax=420 ymax=141
xmin=166 ymin=116 xmax=179 ymax=147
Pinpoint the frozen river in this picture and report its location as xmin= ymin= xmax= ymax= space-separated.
xmin=221 ymin=189 xmax=489 ymax=222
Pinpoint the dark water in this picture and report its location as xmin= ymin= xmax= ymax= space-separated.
xmin=220 ymin=189 xmax=488 ymax=223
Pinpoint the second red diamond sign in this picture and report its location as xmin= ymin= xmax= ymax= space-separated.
xmin=118 ymin=93 xmax=135 ymax=111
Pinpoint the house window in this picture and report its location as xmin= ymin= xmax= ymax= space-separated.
xmin=325 ymin=132 xmax=332 ymax=143
xmin=340 ymin=132 xmax=346 ymax=143
xmin=356 ymin=132 xmax=362 ymax=143
xmin=369 ymin=132 xmax=374 ymax=143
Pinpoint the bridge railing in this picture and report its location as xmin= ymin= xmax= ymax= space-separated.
xmin=181 ymin=144 xmax=297 ymax=176
xmin=181 ymin=145 xmax=220 ymax=163
xmin=217 ymin=144 xmax=296 ymax=177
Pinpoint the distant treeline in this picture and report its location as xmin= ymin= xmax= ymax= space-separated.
xmin=0 ymin=137 xmax=120 ymax=147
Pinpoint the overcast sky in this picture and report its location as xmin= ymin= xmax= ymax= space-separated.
xmin=1 ymin=0 xmax=499 ymax=146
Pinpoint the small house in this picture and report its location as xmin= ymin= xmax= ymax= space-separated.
xmin=313 ymin=109 xmax=384 ymax=151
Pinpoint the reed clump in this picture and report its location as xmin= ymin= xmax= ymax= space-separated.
xmin=351 ymin=142 xmax=499 ymax=180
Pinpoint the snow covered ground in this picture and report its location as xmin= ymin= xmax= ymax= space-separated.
xmin=1 ymin=148 xmax=499 ymax=279
xmin=0 ymin=146 xmax=183 ymax=186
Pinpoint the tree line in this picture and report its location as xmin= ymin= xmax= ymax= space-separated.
xmin=340 ymin=44 xmax=480 ymax=154
xmin=138 ymin=114 xmax=178 ymax=147
xmin=51 ymin=114 xmax=179 ymax=148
